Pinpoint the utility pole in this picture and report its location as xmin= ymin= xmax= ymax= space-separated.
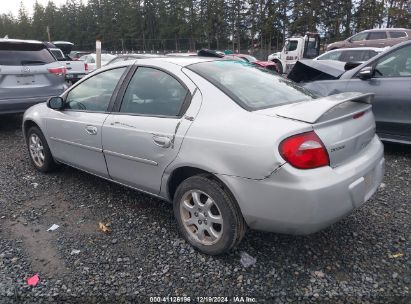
xmin=46 ymin=26 xmax=51 ymax=42
xmin=96 ymin=36 xmax=102 ymax=69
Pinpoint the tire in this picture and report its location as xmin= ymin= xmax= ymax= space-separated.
xmin=26 ymin=126 xmax=57 ymax=172
xmin=275 ymin=61 xmax=283 ymax=74
xmin=173 ymin=175 xmax=246 ymax=255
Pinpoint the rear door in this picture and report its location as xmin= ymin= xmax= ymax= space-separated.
xmin=365 ymin=31 xmax=388 ymax=47
xmin=345 ymin=44 xmax=411 ymax=141
xmin=102 ymin=63 xmax=200 ymax=194
xmin=0 ymin=41 xmax=64 ymax=100
xmin=46 ymin=66 xmax=128 ymax=177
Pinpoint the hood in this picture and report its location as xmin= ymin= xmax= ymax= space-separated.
xmin=287 ymin=60 xmax=346 ymax=83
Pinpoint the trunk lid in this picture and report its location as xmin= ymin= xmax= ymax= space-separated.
xmin=256 ymin=92 xmax=376 ymax=167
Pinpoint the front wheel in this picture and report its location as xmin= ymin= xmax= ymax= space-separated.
xmin=173 ymin=175 xmax=246 ymax=255
xmin=275 ymin=61 xmax=283 ymax=74
xmin=26 ymin=126 xmax=57 ymax=172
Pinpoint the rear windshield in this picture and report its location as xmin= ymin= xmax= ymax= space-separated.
xmin=50 ymin=49 xmax=65 ymax=60
xmin=0 ymin=42 xmax=55 ymax=66
xmin=188 ymin=60 xmax=316 ymax=111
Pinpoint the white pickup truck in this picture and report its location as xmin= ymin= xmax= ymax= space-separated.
xmin=49 ymin=41 xmax=88 ymax=84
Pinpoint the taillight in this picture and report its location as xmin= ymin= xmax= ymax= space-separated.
xmin=48 ymin=67 xmax=66 ymax=76
xmin=353 ymin=111 xmax=365 ymax=119
xmin=279 ymin=131 xmax=329 ymax=169
xmin=84 ymin=63 xmax=88 ymax=74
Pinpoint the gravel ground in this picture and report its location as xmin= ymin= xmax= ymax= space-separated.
xmin=0 ymin=114 xmax=410 ymax=304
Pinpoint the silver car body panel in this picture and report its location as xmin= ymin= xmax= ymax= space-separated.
xmin=23 ymin=57 xmax=385 ymax=235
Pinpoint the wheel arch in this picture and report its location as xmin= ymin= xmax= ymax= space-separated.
xmin=23 ymin=119 xmax=41 ymax=139
xmin=165 ymin=166 xmax=238 ymax=206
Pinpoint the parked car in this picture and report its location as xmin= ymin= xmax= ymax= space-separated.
xmin=326 ymin=28 xmax=411 ymax=51
xmin=227 ymin=53 xmax=279 ymax=72
xmin=23 ymin=57 xmax=384 ymax=255
xmin=51 ymin=41 xmax=88 ymax=84
xmin=295 ymin=40 xmax=411 ymax=144
xmin=106 ymin=53 xmax=163 ymax=65
xmin=69 ymin=51 xmax=91 ymax=60
xmin=314 ymin=47 xmax=385 ymax=63
xmin=0 ymin=39 xmax=67 ymax=115
xmin=78 ymin=53 xmax=115 ymax=72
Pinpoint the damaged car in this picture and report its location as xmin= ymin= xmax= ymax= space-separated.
xmin=23 ymin=58 xmax=384 ymax=255
xmin=289 ymin=40 xmax=411 ymax=144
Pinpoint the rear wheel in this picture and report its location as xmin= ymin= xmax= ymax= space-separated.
xmin=173 ymin=175 xmax=246 ymax=255
xmin=26 ymin=126 xmax=57 ymax=172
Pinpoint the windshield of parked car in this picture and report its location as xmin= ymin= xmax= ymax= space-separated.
xmin=188 ymin=60 xmax=316 ymax=110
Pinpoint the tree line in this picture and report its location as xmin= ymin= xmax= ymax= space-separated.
xmin=0 ymin=0 xmax=410 ymax=53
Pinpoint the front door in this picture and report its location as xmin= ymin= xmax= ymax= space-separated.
xmin=46 ymin=67 xmax=127 ymax=176
xmin=345 ymin=45 xmax=411 ymax=141
xmin=102 ymin=65 xmax=200 ymax=194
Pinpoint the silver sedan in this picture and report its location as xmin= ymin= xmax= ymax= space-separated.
xmin=23 ymin=57 xmax=385 ymax=255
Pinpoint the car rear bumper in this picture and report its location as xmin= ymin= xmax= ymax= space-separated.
xmin=0 ymin=96 xmax=54 ymax=114
xmin=219 ymin=135 xmax=385 ymax=234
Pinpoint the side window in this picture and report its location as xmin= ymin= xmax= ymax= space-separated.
xmin=374 ymin=45 xmax=411 ymax=78
xmin=66 ymin=67 xmax=126 ymax=111
xmin=318 ymin=51 xmax=341 ymax=60
xmin=120 ymin=67 xmax=188 ymax=116
xmin=285 ymin=41 xmax=298 ymax=52
xmin=367 ymin=31 xmax=387 ymax=40
xmin=351 ymin=32 xmax=368 ymax=41
xmin=339 ymin=50 xmax=358 ymax=62
xmin=389 ymin=31 xmax=407 ymax=38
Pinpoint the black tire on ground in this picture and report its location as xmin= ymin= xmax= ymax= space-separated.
xmin=173 ymin=175 xmax=247 ymax=255
xmin=26 ymin=126 xmax=57 ymax=173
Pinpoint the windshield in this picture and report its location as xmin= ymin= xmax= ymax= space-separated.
xmin=188 ymin=60 xmax=316 ymax=111
xmin=50 ymin=49 xmax=65 ymax=60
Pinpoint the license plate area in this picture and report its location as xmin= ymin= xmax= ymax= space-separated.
xmin=16 ymin=75 xmax=35 ymax=85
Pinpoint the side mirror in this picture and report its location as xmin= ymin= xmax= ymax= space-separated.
xmin=47 ymin=96 xmax=64 ymax=110
xmin=358 ymin=67 xmax=373 ymax=80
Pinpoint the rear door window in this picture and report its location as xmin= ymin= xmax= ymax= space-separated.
xmin=0 ymin=42 xmax=55 ymax=65
xmin=367 ymin=31 xmax=387 ymax=40
xmin=120 ymin=67 xmax=188 ymax=116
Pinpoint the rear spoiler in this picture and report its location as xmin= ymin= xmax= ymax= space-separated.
xmin=274 ymin=92 xmax=374 ymax=124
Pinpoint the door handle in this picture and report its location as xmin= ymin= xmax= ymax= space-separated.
xmin=85 ymin=125 xmax=98 ymax=135
xmin=152 ymin=135 xmax=171 ymax=148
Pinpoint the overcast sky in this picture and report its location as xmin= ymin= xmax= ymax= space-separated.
xmin=1 ymin=0 xmax=81 ymax=16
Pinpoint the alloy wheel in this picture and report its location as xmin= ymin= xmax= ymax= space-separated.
xmin=29 ymin=133 xmax=45 ymax=167
xmin=180 ymin=190 xmax=223 ymax=245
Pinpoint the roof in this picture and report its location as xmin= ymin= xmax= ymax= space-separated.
xmin=363 ymin=28 xmax=411 ymax=32
xmin=0 ymin=38 xmax=44 ymax=44
xmin=149 ymin=56 xmax=224 ymax=67
xmin=323 ymin=47 xmax=386 ymax=52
